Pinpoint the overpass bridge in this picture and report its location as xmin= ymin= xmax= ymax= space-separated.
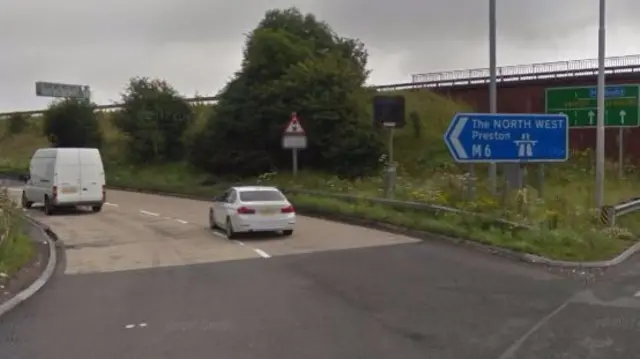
xmin=3 ymin=54 xmax=640 ymax=119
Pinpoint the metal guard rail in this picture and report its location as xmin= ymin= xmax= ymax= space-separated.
xmin=601 ymin=198 xmax=640 ymax=226
xmin=282 ymin=188 xmax=533 ymax=231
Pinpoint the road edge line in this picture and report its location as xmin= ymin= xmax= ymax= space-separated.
xmin=105 ymin=185 xmax=640 ymax=269
xmin=0 ymin=216 xmax=58 ymax=318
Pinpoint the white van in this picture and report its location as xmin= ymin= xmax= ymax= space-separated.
xmin=22 ymin=148 xmax=106 ymax=215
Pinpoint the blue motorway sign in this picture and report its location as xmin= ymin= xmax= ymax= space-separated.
xmin=444 ymin=113 xmax=569 ymax=163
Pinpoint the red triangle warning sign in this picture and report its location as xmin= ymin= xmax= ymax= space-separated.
xmin=284 ymin=112 xmax=305 ymax=135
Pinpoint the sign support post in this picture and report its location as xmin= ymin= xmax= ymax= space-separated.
xmin=618 ymin=128 xmax=624 ymax=178
xmin=595 ymin=0 xmax=606 ymax=208
xmin=281 ymin=112 xmax=307 ymax=177
xmin=383 ymin=122 xmax=397 ymax=199
xmin=292 ymin=148 xmax=299 ymax=176
xmin=488 ymin=0 xmax=497 ymax=196
xmin=372 ymin=95 xmax=405 ymax=199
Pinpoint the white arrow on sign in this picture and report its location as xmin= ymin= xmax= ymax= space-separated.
xmin=588 ymin=110 xmax=595 ymax=125
xmin=620 ymin=110 xmax=626 ymax=124
xmin=449 ymin=116 xmax=468 ymax=159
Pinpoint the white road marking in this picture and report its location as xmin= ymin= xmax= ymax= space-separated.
xmin=139 ymin=210 xmax=159 ymax=216
xmin=104 ymin=202 xmax=118 ymax=207
xmin=254 ymin=248 xmax=271 ymax=258
xmin=124 ymin=323 xmax=148 ymax=329
xmin=634 ymin=291 xmax=640 ymax=297
xmin=175 ymin=219 xmax=188 ymax=224
xmin=212 ymin=231 xmax=226 ymax=239
xmin=215 ymin=234 xmax=270 ymax=258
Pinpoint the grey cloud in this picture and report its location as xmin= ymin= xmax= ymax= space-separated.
xmin=1 ymin=0 xmax=639 ymax=111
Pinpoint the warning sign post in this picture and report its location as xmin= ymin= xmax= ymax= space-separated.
xmin=281 ymin=112 xmax=307 ymax=176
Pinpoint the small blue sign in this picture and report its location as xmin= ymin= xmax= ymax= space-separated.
xmin=444 ymin=113 xmax=569 ymax=163
xmin=589 ymin=86 xmax=625 ymax=98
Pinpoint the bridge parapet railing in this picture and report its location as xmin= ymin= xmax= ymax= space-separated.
xmin=411 ymin=54 xmax=640 ymax=83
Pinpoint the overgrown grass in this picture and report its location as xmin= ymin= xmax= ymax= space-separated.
xmin=1 ymin=89 xmax=640 ymax=261
xmin=0 ymin=189 xmax=34 ymax=276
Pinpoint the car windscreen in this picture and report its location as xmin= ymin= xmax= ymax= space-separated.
xmin=239 ymin=190 xmax=285 ymax=202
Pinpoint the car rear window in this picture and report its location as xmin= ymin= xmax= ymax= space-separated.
xmin=239 ymin=190 xmax=284 ymax=202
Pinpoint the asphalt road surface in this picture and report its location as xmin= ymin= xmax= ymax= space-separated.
xmin=1 ymin=188 xmax=640 ymax=358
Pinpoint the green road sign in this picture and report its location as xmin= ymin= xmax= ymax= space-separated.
xmin=545 ymin=85 xmax=640 ymax=127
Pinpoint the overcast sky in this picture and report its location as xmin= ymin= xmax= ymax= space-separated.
xmin=1 ymin=0 xmax=639 ymax=112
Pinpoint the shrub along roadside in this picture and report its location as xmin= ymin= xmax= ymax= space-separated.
xmin=101 ymin=168 xmax=635 ymax=262
xmin=0 ymin=188 xmax=34 ymax=277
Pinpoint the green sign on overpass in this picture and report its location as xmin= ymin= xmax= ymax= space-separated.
xmin=545 ymin=85 xmax=640 ymax=127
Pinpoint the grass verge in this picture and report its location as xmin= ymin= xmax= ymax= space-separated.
xmin=0 ymin=189 xmax=34 ymax=277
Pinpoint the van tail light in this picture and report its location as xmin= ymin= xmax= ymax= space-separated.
xmin=237 ymin=206 xmax=255 ymax=214
xmin=52 ymin=186 xmax=58 ymax=200
xmin=281 ymin=205 xmax=295 ymax=213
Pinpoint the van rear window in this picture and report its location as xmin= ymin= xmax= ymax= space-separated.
xmin=239 ymin=190 xmax=284 ymax=202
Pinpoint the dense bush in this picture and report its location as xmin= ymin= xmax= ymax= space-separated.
xmin=5 ymin=113 xmax=28 ymax=135
xmin=27 ymin=7 xmax=389 ymax=179
xmin=112 ymin=77 xmax=195 ymax=163
xmin=43 ymin=98 xmax=102 ymax=148
xmin=190 ymin=7 xmax=385 ymax=178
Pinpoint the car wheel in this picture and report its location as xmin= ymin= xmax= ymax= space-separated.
xmin=209 ymin=210 xmax=216 ymax=229
xmin=92 ymin=205 xmax=102 ymax=212
xmin=21 ymin=192 xmax=33 ymax=209
xmin=282 ymin=230 xmax=293 ymax=237
xmin=43 ymin=196 xmax=54 ymax=216
xmin=226 ymin=218 xmax=237 ymax=239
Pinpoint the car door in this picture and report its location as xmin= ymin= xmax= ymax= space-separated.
xmin=213 ymin=189 xmax=232 ymax=225
xmin=223 ymin=190 xmax=238 ymax=220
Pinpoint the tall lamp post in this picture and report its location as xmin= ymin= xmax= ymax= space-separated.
xmin=488 ymin=0 xmax=497 ymax=195
xmin=595 ymin=0 xmax=606 ymax=208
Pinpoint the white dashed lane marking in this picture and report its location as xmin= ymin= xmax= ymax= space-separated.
xmin=124 ymin=323 xmax=148 ymax=329
xmin=254 ymin=248 xmax=271 ymax=258
xmin=139 ymin=210 xmax=159 ymax=216
xmin=137 ymin=207 xmax=271 ymax=258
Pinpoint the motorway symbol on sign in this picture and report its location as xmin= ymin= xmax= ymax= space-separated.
xmin=35 ymin=81 xmax=91 ymax=99
xmin=282 ymin=112 xmax=307 ymax=149
xmin=545 ymin=85 xmax=640 ymax=127
xmin=444 ymin=113 xmax=569 ymax=163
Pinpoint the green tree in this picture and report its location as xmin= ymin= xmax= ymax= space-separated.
xmin=113 ymin=77 xmax=194 ymax=163
xmin=43 ymin=98 xmax=102 ymax=148
xmin=5 ymin=113 xmax=29 ymax=135
xmin=191 ymin=7 xmax=384 ymax=178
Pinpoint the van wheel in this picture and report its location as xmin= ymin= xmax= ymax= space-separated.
xmin=21 ymin=192 xmax=33 ymax=209
xmin=282 ymin=230 xmax=293 ymax=237
xmin=92 ymin=205 xmax=102 ymax=212
xmin=225 ymin=218 xmax=237 ymax=239
xmin=43 ymin=197 xmax=54 ymax=216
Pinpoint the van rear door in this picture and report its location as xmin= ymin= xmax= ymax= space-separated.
xmin=54 ymin=149 xmax=82 ymax=204
xmin=79 ymin=149 xmax=105 ymax=203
